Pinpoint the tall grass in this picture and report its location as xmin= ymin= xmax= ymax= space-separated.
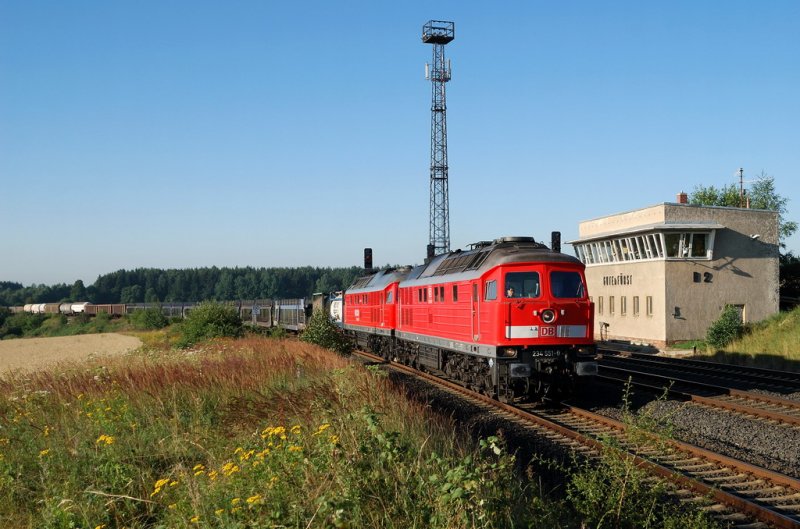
xmin=0 ymin=336 xmax=723 ymax=528
xmin=0 ymin=338 xmax=547 ymax=528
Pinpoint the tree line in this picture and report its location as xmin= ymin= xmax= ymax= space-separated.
xmin=0 ymin=266 xmax=363 ymax=306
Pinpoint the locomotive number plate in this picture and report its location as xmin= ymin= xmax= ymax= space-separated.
xmin=530 ymin=349 xmax=561 ymax=358
xmin=539 ymin=326 xmax=556 ymax=337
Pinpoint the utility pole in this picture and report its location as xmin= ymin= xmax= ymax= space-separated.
xmin=423 ymin=20 xmax=454 ymax=259
xmin=738 ymin=167 xmax=745 ymax=208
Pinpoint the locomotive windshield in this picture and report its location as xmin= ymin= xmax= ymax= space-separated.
xmin=504 ymin=272 xmax=540 ymax=298
xmin=550 ymin=271 xmax=586 ymax=298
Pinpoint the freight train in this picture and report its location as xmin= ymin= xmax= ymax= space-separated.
xmin=12 ymin=299 xmax=311 ymax=331
xmin=340 ymin=236 xmax=598 ymax=401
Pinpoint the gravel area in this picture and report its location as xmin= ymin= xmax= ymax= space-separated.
xmin=580 ymin=380 xmax=800 ymax=479
xmin=0 ymin=334 xmax=142 ymax=375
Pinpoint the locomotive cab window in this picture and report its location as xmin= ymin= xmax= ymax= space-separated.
xmin=484 ymin=280 xmax=497 ymax=301
xmin=504 ymin=272 xmax=540 ymax=298
xmin=550 ymin=271 xmax=585 ymax=298
xmin=386 ymin=291 xmax=393 ymax=303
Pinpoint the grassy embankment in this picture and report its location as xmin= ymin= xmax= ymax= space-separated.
xmin=0 ymin=330 xmax=719 ymax=528
xmin=692 ymin=306 xmax=800 ymax=371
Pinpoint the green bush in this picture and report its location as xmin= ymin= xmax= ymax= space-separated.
xmin=129 ymin=308 xmax=169 ymax=330
xmin=0 ymin=312 xmax=46 ymax=339
xmin=177 ymin=302 xmax=243 ymax=348
xmin=300 ymin=309 xmax=352 ymax=355
xmin=706 ymin=305 xmax=744 ymax=349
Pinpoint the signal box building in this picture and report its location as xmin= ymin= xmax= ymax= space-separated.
xmin=568 ymin=197 xmax=779 ymax=348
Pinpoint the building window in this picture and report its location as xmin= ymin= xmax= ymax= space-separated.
xmin=633 ymin=296 xmax=639 ymax=316
xmin=620 ymin=296 xmax=627 ymax=316
xmin=597 ymin=296 xmax=603 ymax=315
xmin=609 ymin=296 xmax=615 ymax=315
xmin=574 ymin=230 xmax=713 ymax=265
xmin=646 ymin=296 xmax=653 ymax=316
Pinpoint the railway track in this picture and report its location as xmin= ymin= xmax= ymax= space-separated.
xmin=353 ymin=350 xmax=800 ymax=529
xmin=598 ymin=353 xmax=800 ymax=428
xmin=600 ymin=352 xmax=800 ymax=394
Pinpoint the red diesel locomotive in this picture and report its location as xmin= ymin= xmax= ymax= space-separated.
xmin=342 ymin=236 xmax=597 ymax=401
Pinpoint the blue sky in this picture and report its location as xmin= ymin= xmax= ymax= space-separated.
xmin=1 ymin=1 xmax=798 ymax=286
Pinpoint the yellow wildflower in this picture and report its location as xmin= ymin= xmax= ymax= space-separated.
xmin=95 ymin=434 xmax=115 ymax=445
xmin=43 ymin=426 xmax=51 ymax=437
xmin=193 ymin=464 xmax=205 ymax=472
xmin=246 ymin=493 xmax=262 ymax=504
xmin=169 ymin=480 xmax=178 ymax=487
xmin=314 ymin=424 xmax=330 ymax=435
xmin=39 ymin=448 xmax=50 ymax=458
xmin=290 ymin=425 xmax=301 ymax=435
xmin=330 ymin=435 xmax=339 ymax=445
xmin=168 ymin=504 xmax=177 ymax=510
xmin=94 ymin=525 xmax=106 ymax=529
xmin=214 ymin=508 xmax=225 ymax=516
xmin=151 ymin=478 xmax=171 ymax=496
xmin=288 ymin=445 xmax=302 ymax=452
xmin=231 ymin=497 xmax=241 ymax=506
xmin=208 ymin=470 xmax=218 ymax=481
xmin=190 ymin=515 xmax=200 ymax=523
xmin=221 ymin=462 xmax=240 ymax=476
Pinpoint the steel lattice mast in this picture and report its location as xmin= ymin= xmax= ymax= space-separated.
xmin=422 ymin=20 xmax=454 ymax=258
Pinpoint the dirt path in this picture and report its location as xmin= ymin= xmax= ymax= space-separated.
xmin=0 ymin=334 xmax=142 ymax=374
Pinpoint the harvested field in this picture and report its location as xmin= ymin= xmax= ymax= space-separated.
xmin=0 ymin=333 xmax=141 ymax=374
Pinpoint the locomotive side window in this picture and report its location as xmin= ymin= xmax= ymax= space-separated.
xmin=504 ymin=272 xmax=540 ymax=298
xmin=452 ymin=285 xmax=458 ymax=302
xmin=484 ymin=280 xmax=497 ymax=301
xmin=551 ymin=271 xmax=585 ymax=298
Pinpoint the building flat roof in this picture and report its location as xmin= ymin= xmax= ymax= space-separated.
xmin=567 ymin=221 xmax=725 ymax=244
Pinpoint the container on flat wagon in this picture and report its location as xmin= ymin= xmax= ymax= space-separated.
xmin=44 ymin=303 xmax=61 ymax=314
xmin=59 ymin=303 xmax=73 ymax=314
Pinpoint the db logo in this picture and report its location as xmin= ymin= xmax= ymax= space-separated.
xmin=540 ymin=326 xmax=556 ymax=337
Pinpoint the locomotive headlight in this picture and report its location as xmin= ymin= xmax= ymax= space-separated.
xmin=541 ymin=309 xmax=556 ymax=324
